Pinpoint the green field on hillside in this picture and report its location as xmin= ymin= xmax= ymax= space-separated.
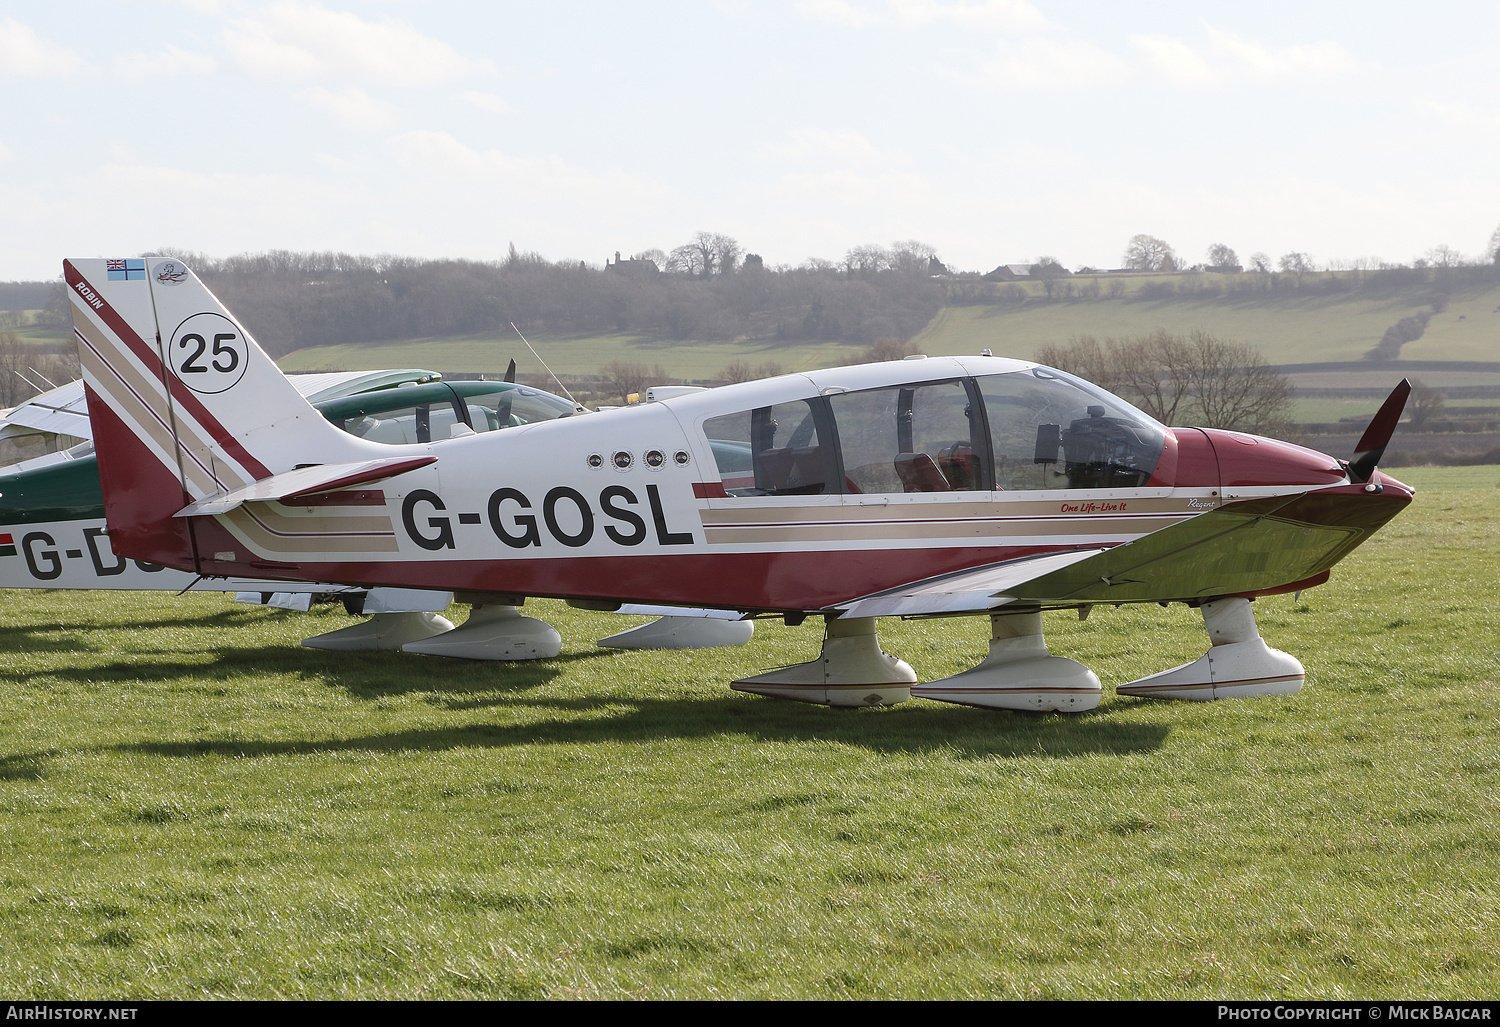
xmin=0 ymin=466 xmax=1496 ymax=999
xmin=278 ymin=332 xmax=867 ymax=383
xmin=275 ymin=277 xmax=1500 ymax=386
xmin=913 ymin=282 xmax=1500 ymax=366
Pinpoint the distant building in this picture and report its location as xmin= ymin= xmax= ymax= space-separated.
xmin=984 ymin=264 xmax=1033 ymax=281
xmin=606 ymin=251 xmax=659 ymax=276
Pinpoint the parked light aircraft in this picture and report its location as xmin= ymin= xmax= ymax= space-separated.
xmin=64 ymin=257 xmax=1412 ymax=711
xmin=0 ymin=354 xmax=746 ymax=652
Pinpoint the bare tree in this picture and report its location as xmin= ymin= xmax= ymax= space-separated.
xmin=716 ymin=359 xmax=784 ymax=385
xmin=599 ymin=360 xmax=649 ymax=402
xmin=664 ymin=244 xmax=704 ymax=277
xmin=1278 ymin=251 xmax=1315 ymax=286
xmin=1123 ymin=234 xmax=1177 ymax=272
xmin=1206 ymin=243 xmax=1239 ymax=270
xmin=1177 ymin=331 xmax=1293 ymax=434
xmin=888 ymin=240 xmax=942 ymax=276
xmin=843 ymin=244 xmax=891 ymax=277
xmin=1038 ymin=330 xmax=1292 ymax=435
xmin=859 ymin=337 xmax=920 ymax=363
xmin=1407 ymin=379 xmax=1445 ymax=430
xmin=1247 ymin=252 xmax=1273 ymax=274
xmin=0 ymin=331 xmax=79 ymax=408
xmin=1424 ymin=244 xmax=1465 ymax=268
xmin=665 ymin=232 xmax=741 ymax=278
xmin=1489 ymin=223 xmax=1500 ymax=264
xmin=716 ymin=360 xmax=756 ymax=385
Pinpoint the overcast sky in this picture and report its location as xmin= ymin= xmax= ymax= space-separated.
xmin=2 ymin=0 xmax=1497 ymax=282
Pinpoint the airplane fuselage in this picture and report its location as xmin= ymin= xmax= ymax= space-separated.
xmin=162 ymin=358 xmax=1409 ymax=613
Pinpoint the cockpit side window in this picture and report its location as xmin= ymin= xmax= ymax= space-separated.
xmin=704 ymin=400 xmax=833 ymax=496
xmin=977 ymin=369 xmax=1166 ymax=490
xmin=826 ymin=380 xmax=980 ymax=494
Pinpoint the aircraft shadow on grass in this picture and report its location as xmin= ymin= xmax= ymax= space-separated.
xmin=93 ymin=695 xmax=1171 ymax=763
xmin=0 ymin=605 xmax=293 ymax=656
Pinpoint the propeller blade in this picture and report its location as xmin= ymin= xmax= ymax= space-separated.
xmin=1347 ymin=379 xmax=1411 ymax=484
xmin=504 ymin=358 xmax=517 ymax=384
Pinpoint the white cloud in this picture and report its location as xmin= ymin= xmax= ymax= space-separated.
xmin=0 ymin=138 xmax=12 ymax=163
xmin=797 ymin=0 xmax=1047 ymax=31
xmin=110 ymin=45 xmax=217 ymax=80
xmin=163 ymin=0 xmax=230 ymax=14
xmin=223 ymin=2 xmax=494 ymax=85
xmin=1412 ymin=99 xmax=1500 ymax=133
xmin=1131 ymin=25 xmax=1360 ymax=87
xmin=458 ymin=91 xmax=511 ymax=115
xmin=795 ymin=0 xmax=882 ymax=28
xmin=386 ymin=130 xmax=654 ymax=199
xmin=769 ymin=167 xmax=933 ymax=211
xmin=888 ymin=0 xmax=1048 ymax=32
xmin=759 ymin=127 xmax=889 ymax=165
xmin=0 ymin=18 xmax=87 ymax=77
xmin=304 ymin=86 xmax=398 ymax=130
xmin=977 ymin=36 xmax=1131 ymax=90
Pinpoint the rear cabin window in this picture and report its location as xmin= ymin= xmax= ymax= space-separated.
xmin=826 ymin=380 xmax=979 ymax=494
xmin=704 ymin=400 xmax=832 ymax=496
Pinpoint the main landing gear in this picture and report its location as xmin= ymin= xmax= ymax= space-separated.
xmin=731 ymin=616 xmax=916 ymax=707
xmin=735 ymin=597 xmax=1302 ymax=712
xmin=301 ymin=604 xmax=755 ymax=660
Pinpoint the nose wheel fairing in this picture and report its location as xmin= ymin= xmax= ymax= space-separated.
xmin=1115 ymin=597 xmax=1304 ymax=701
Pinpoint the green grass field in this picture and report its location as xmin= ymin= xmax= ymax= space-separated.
xmin=0 ymin=467 xmax=1495 ymax=999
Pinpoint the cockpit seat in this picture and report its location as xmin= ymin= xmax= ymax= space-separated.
xmin=936 ymin=442 xmax=976 ymax=490
xmin=895 ymin=452 xmax=950 ymax=493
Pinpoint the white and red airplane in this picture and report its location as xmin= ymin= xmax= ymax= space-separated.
xmin=63 ymin=256 xmax=1413 ymax=712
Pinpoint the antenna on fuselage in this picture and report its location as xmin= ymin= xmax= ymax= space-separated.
xmin=509 ymin=323 xmax=587 ymax=415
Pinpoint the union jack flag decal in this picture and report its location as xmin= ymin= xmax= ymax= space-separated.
xmin=106 ymin=258 xmax=146 ymax=282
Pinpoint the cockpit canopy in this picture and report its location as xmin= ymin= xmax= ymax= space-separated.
xmin=703 ymin=366 xmax=1168 ymax=496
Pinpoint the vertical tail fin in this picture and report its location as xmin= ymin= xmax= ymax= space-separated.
xmin=65 ymin=257 xmax=362 ymax=567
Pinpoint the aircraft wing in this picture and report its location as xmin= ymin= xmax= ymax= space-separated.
xmin=837 ymin=491 xmax=1381 ymax=618
xmin=175 ymin=455 xmax=438 ymax=517
xmin=835 ymin=548 xmax=1109 ymax=618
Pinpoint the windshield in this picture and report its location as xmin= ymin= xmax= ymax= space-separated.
xmin=977 ymin=367 xmax=1167 ymax=490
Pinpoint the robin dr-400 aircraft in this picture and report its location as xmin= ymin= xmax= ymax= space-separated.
xmin=65 ymin=256 xmax=1413 ymax=711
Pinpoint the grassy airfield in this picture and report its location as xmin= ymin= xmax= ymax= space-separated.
xmin=0 ymin=466 xmax=1496 ymax=999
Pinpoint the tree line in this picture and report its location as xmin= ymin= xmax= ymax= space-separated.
xmin=20 ymin=239 xmax=941 ymax=359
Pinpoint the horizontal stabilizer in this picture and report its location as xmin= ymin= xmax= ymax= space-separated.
xmin=836 ymin=548 xmax=1109 ymax=618
xmin=175 ymin=455 xmax=437 ymax=517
